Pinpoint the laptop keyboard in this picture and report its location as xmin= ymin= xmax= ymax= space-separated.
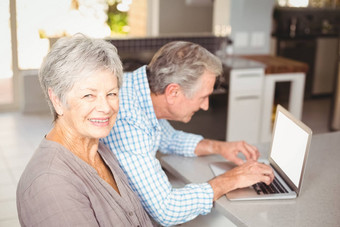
xmin=252 ymin=177 xmax=288 ymax=195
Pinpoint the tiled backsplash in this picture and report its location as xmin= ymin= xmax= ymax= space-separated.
xmin=108 ymin=35 xmax=226 ymax=54
xmin=107 ymin=35 xmax=227 ymax=71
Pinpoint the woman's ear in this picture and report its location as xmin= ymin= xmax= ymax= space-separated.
xmin=48 ymin=88 xmax=64 ymax=116
xmin=164 ymin=83 xmax=180 ymax=105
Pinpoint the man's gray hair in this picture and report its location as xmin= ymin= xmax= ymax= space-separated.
xmin=39 ymin=34 xmax=123 ymax=121
xmin=147 ymin=41 xmax=222 ymax=97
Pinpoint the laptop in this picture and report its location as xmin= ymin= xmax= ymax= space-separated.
xmin=210 ymin=104 xmax=313 ymax=201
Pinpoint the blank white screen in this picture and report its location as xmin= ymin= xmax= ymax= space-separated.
xmin=271 ymin=112 xmax=309 ymax=187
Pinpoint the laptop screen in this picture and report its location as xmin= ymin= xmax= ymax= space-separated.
xmin=270 ymin=109 xmax=310 ymax=188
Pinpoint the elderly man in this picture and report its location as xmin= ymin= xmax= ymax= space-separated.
xmin=103 ymin=41 xmax=274 ymax=226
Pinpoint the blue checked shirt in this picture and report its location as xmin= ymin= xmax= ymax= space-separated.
xmin=102 ymin=66 xmax=214 ymax=226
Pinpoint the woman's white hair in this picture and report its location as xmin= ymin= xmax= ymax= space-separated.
xmin=147 ymin=41 xmax=222 ymax=98
xmin=39 ymin=33 xmax=123 ymax=121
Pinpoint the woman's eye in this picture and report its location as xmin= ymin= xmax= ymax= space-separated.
xmin=83 ymin=94 xmax=93 ymax=98
xmin=108 ymin=92 xmax=118 ymax=97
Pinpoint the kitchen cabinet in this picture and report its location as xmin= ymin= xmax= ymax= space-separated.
xmin=241 ymin=55 xmax=308 ymax=142
xmin=331 ymin=60 xmax=340 ymax=130
xmin=223 ymin=55 xmax=308 ymax=144
xmin=222 ymin=57 xmax=265 ymax=143
xmin=313 ymin=37 xmax=339 ymax=95
xmin=272 ymin=7 xmax=340 ymax=97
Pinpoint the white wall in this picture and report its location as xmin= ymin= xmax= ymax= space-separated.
xmin=228 ymin=0 xmax=276 ymax=55
xmin=158 ymin=0 xmax=213 ymax=35
xmin=213 ymin=0 xmax=231 ymax=31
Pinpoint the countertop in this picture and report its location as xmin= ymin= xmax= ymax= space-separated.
xmin=219 ymin=55 xmax=266 ymax=70
xmin=219 ymin=55 xmax=309 ymax=75
xmin=240 ymin=55 xmax=309 ymax=74
xmin=160 ymin=131 xmax=340 ymax=227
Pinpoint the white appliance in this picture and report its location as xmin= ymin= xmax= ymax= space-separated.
xmin=313 ymin=38 xmax=339 ymax=95
xmin=331 ymin=44 xmax=340 ymax=130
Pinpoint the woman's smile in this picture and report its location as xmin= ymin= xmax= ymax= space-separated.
xmin=88 ymin=118 xmax=110 ymax=126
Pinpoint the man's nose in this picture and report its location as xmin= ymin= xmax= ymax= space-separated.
xmin=200 ymin=97 xmax=209 ymax=111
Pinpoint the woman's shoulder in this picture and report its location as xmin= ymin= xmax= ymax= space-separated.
xmin=17 ymin=138 xmax=82 ymax=194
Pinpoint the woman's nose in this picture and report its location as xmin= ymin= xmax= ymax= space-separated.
xmin=97 ymin=97 xmax=111 ymax=113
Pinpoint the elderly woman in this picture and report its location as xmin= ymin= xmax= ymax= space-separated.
xmin=16 ymin=34 xmax=153 ymax=226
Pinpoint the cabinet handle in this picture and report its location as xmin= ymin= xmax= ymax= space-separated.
xmin=237 ymin=74 xmax=261 ymax=78
xmin=235 ymin=95 xmax=260 ymax=100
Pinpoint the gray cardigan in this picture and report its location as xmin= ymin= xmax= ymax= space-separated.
xmin=17 ymin=138 xmax=153 ymax=227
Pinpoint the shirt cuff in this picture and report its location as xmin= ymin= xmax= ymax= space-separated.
xmin=184 ymin=134 xmax=204 ymax=157
xmin=194 ymin=182 xmax=214 ymax=214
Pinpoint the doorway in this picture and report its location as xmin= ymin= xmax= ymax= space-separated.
xmin=0 ymin=0 xmax=14 ymax=108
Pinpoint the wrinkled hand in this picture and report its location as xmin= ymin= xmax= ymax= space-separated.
xmin=209 ymin=160 xmax=274 ymax=201
xmin=215 ymin=140 xmax=260 ymax=165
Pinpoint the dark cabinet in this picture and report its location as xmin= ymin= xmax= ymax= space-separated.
xmin=272 ymin=7 xmax=340 ymax=98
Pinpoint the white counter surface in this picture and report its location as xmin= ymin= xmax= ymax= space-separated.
xmin=220 ymin=56 xmax=266 ymax=70
xmin=160 ymin=131 xmax=340 ymax=227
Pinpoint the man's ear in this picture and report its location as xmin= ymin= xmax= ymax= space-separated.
xmin=164 ymin=83 xmax=180 ymax=105
xmin=48 ymin=88 xmax=64 ymax=116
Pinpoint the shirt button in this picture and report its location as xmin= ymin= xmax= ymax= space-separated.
xmin=128 ymin=211 xmax=134 ymax=216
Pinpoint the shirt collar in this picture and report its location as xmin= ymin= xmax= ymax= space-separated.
xmin=133 ymin=66 xmax=160 ymax=130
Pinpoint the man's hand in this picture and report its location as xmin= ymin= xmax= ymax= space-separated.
xmin=208 ymin=160 xmax=274 ymax=201
xmin=195 ymin=139 xmax=260 ymax=165
xmin=215 ymin=140 xmax=259 ymax=165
